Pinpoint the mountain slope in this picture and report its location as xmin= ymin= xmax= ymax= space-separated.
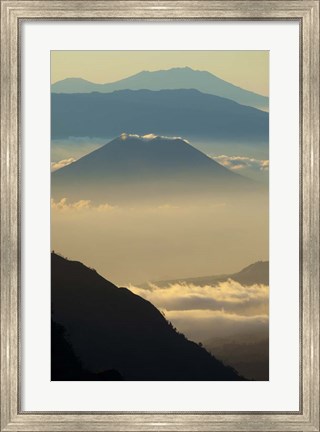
xmin=233 ymin=261 xmax=269 ymax=286
xmin=204 ymin=332 xmax=269 ymax=381
xmin=51 ymin=134 xmax=256 ymax=204
xmin=140 ymin=261 xmax=269 ymax=288
xmin=51 ymin=67 xmax=268 ymax=110
xmin=52 ymin=320 xmax=123 ymax=380
xmin=51 ymin=252 xmax=242 ymax=380
xmin=51 ymin=89 xmax=268 ymax=143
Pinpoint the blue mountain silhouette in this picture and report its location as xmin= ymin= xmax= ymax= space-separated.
xmin=51 ymin=67 xmax=268 ymax=110
xmin=51 ymin=89 xmax=268 ymax=144
xmin=51 ymin=134 xmax=260 ymax=204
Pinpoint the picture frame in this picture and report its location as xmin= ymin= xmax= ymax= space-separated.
xmin=1 ymin=1 xmax=319 ymax=431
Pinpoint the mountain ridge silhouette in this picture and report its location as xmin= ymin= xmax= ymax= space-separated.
xmin=51 ymin=67 xmax=268 ymax=110
xmin=139 ymin=260 xmax=269 ymax=289
xmin=51 ymin=89 xmax=268 ymax=143
xmin=51 ymin=252 xmax=243 ymax=381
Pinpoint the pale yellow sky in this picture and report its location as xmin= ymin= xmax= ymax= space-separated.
xmin=51 ymin=51 xmax=269 ymax=96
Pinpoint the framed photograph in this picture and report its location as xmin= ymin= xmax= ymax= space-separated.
xmin=1 ymin=1 xmax=319 ymax=431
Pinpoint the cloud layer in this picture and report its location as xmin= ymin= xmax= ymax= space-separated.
xmin=212 ymin=155 xmax=269 ymax=171
xmin=165 ymin=309 xmax=269 ymax=342
xmin=130 ymin=280 xmax=268 ymax=316
xmin=51 ymin=158 xmax=76 ymax=172
xmin=51 ymin=198 xmax=115 ymax=212
xmin=120 ymin=132 xmax=190 ymax=143
xmin=129 ymin=281 xmax=268 ymax=343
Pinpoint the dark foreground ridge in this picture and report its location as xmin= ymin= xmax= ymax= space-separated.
xmin=51 ymin=252 xmax=243 ymax=381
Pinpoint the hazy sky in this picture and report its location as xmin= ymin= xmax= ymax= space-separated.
xmin=51 ymin=194 xmax=268 ymax=286
xmin=51 ymin=51 xmax=269 ymax=96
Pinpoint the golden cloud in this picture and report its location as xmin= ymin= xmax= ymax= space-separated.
xmin=129 ymin=280 xmax=269 ymax=317
xmin=51 ymin=158 xmax=76 ymax=172
xmin=51 ymin=198 xmax=116 ymax=212
xmin=212 ymin=155 xmax=269 ymax=171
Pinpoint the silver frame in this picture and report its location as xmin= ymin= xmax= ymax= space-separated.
xmin=1 ymin=1 xmax=319 ymax=431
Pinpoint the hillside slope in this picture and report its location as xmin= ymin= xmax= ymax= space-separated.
xmin=51 ymin=253 xmax=242 ymax=380
xmin=140 ymin=261 xmax=269 ymax=289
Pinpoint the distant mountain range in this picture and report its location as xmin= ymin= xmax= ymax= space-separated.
xmin=139 ymin=261 xmax=269 ymax=288
xmin=51 ymin=252 xmax=242 ymax=380
xmin=51 ymin=67 xmax=268 ymax=111
xmin=51 ymin=134 xmax=259 ymax=204
xmin=51 ymin=89 xmax=269 ymax=143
